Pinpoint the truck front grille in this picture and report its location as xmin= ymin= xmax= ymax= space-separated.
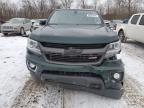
xmin=45 ymin=53 xmax=102 ymax=63
xmin=2 ymin=26 xmax=13 ymax=29
xmin=40 ymin=42 xmax=107 ymax=65
xmin=41 ymin=42 xmax=107 ymax=49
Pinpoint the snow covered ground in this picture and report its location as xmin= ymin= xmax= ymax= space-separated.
xmin=0 ymin=34 xmax=144 ymax=108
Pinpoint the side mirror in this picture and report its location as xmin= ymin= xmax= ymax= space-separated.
xmin=40 ymin=20 xmax=46 ymax=26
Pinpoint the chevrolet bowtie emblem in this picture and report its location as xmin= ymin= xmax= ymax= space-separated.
xmin=64 ymin=47 xmax=82 ymax=56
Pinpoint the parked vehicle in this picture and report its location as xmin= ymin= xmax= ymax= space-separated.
xmin=104 ymin=20 xmax=115 ymax=30
xmin=123 ymin=19 xmax=129 ymax=24
xmin=111 ymin=20 xmax=123 ymax=30
xmin=31 ymin=19 xmax=47 ymax=30
xmin=1 ymin=18 xmax=32 ymax=36
xmin=26 ymin=9 xmax=124 ymax=99
xmin=116 ymin=13 xmax=144 ymax=43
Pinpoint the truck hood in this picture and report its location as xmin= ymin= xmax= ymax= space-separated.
xmin=30 ymin=25 xmax=119 ymax=44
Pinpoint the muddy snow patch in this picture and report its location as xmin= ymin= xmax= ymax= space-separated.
xmin=11 ymin=79 xmax=63 ymax=108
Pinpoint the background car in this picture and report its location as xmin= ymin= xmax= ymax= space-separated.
xmin=111 ymin=20 xmax=123 ymax=30
xmin=104 ymin=20 xmax=115 ymax=30
xmin=31 ymin=19 xmax=47 ymax=30
xmin=1 ymin=18 xmax=32 ymax=36
xmin=123 ymin=19 xmax=129 ymax=24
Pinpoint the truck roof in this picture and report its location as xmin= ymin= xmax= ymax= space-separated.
xmin=55 ymin=9 xmax=98 ymax=12
xmin=132 ymin=13 xmax=144 ymax=16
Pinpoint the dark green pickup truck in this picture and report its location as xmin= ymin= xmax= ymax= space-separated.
xmin=26 ymin=9 xmax=124 ymax=99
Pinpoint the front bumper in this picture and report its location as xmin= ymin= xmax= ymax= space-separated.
xmin=26 ymin=50 xmax=124 ymax=99
xmin=1 ymin=29 xmax=20 ymax=34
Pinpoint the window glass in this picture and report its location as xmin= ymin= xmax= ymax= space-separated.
xmin=131 ymin=15 xmax=140 ymax=24
xmin=9 ymin=18 xmax=24 ymax=24
xmin=25 ymin=19 xmax=30 ymax=23
xmin=49 ymin=10 xmax=103 ymax=25
xmin=139 ymin=15 xmax=144 ymax=25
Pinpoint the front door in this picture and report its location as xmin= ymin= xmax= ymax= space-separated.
xmin=137 ymin=15 xmax=144 ymax=43
xmin=126 ymin=15 xmax=140 ymax=41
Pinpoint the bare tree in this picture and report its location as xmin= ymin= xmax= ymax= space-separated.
xmin=0 ymin=0 xmax=18 ymax=20
xmin=93 ymin=0 xmax=99 ymax=10
xmin=115 ymin=0 xmax=124 ymax=14
xmin=0 ymin=0 xmax=143 ymax=21
xmin=60 ymin=0 xmax=73 ymax=9
xmin=49 ymin=0 xmax=60 ymax=9
xmin=97 ymin=3 xmax=105 ymax=15
xmin=20 ymin=0 xmax=60 ymax=19
xmin=79 ymin=0 xmax=87 ymax=9
xmin=124 ymin=0 xmax=141 ymax=17
xmin=106 ymin=0 xmax=113 ymax=19
xmin=127 ymin=0 xmax=133 ymax=16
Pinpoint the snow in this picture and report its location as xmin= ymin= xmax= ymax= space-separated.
xmin=120 ymin=41 xmax=144 ymax=85
xmin=0 ymin=34 xmax=29 ymax=108
xmin=63 ymin=90 xmax=128 ymax=108
xmin=0 ymin=35 xmax=144 ymax=108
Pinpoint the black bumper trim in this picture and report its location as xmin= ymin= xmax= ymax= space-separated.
xmin=41 ymin=74 xmax=123 ymax=99
xmin=61 ymin=84 xmax=124 ymax=99
xmin=41 ymin=74 xmax=104 ymax=89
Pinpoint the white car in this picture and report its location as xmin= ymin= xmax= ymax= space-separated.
xmin=1 ymin=18 xmax=32 ymax=36
xmin=104 ymin=20 xmax=115 ymax=30
xmin=116 ymin=13 xmax=144 ymax=43
xmin=31 ymin=19 xmax=47 ymax=30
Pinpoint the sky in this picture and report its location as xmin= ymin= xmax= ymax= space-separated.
xmin=10 ymin=0 xmax=106 ymax=5
xmin=9 ymin=0 xmax=106 ymax=9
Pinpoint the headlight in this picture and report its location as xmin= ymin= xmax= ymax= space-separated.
xmin=105 ymin=41 xmax=121 ymax=58
xmin=27 ymin=39 xmax=41 ymax=54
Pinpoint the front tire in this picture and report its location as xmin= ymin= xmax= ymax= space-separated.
xmin=118 ymin=30 xmax=127 ymax=43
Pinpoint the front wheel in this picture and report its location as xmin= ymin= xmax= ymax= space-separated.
xmin=118 ymin=31 xmax=127 ymax=43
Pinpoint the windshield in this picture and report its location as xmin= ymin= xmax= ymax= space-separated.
xmin=9 ymin=18 xmax=24 ymax=23
xmin=33 ymin=20 xmax=40 ymax=23
xmin=48 ymin=10 xmax=103 ymax=25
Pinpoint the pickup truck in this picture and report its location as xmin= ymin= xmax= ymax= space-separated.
xmin=117 ymin=13 xmax=144 ymax=43
xmin=26 ymin=9 xmax=124 ymax=99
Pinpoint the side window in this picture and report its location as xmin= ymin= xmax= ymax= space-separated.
xmin=131 ymin=15 xmax=140 ymax=24
xmin=25 ymin=19 xmax=30 ymax=23
xmin=23 ymin=19 xmax=26 ymax=24
xmin=139 ymin=15 xmax=144 ymax=25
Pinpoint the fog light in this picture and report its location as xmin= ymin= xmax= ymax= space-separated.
xmin=29 ymin=62 xmax=36 ymax=69
xmin=113 ymin=73 xmax=120 ymax=80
